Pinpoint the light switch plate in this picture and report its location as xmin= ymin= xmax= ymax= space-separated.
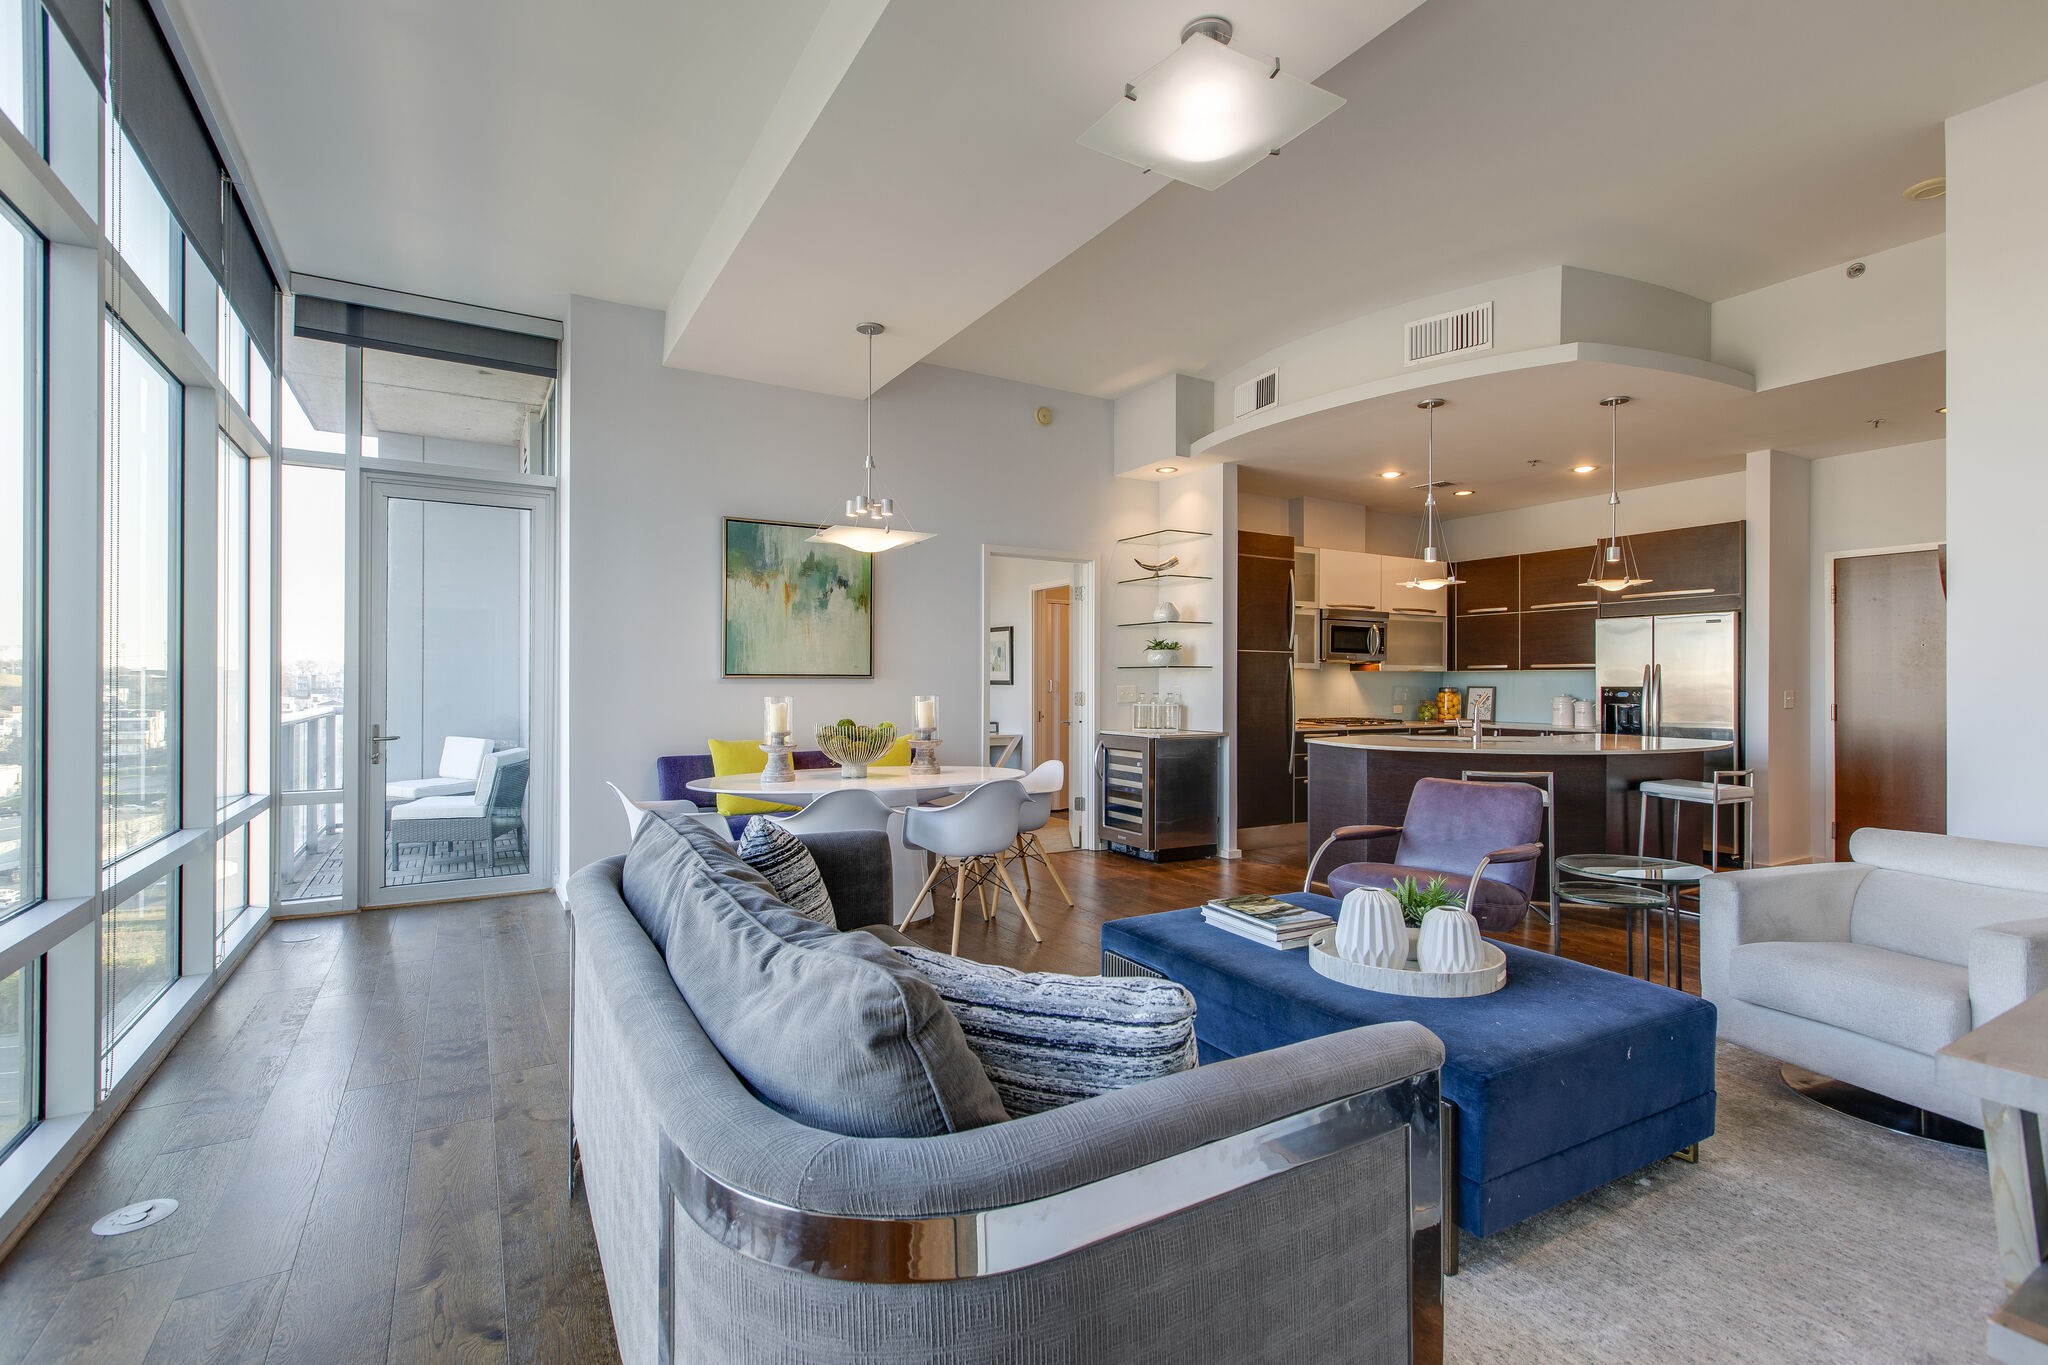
xmin=1782 ymin=690 xmax=1795 ymax=709
xmin=1117 ymin=685 xmax=1137 ymax=703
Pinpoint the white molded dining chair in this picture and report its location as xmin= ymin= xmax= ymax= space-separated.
xmin=771 ymin=787 xmax=894 ymax=835
xmin=899 ymin=780 xmax=1034 ymax=956
xmin=1001 ymin=761 xmax=1074 ymax=910
xmin=605 ymin=781 xmax=731 ymax=846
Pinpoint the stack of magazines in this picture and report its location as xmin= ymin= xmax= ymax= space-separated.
xmin=1202 ymin=894 xmax=1334 ymax=949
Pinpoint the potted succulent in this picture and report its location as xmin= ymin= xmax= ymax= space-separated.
xmin=1143 ymin=638 xmax=1182 ymax=667
xmin=1388 ymin=874 xmax=1462 ymax=928
xmin=1391 ymin=874 xmax=1485 ymax=973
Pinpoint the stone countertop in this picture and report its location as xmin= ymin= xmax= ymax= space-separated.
xmin=1305 ymin=732 xmax=1732 ymax=756
xmin=1097 ymin=729 xmax=1226 ymax=740
xmin=1939 ymin=991 xmax=2048 ymax=1114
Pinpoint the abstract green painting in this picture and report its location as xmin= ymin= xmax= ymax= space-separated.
xmin=722 ymin=518 xmax=874 ymax=677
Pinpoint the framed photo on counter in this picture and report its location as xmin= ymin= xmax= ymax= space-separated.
xmin=1466 ymin=685 xmax=1496 ymax=722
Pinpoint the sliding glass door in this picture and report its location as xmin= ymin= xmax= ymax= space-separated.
xmin=361 ymin=472 xmax=551 ymax=906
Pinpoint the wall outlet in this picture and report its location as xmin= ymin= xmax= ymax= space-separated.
xmin=1116 ymin=685 xmax=1137 ymax=703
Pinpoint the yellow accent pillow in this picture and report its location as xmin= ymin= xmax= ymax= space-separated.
xmin=706 ymin=737 xmax=801 ymax=818
xmin=870 ymin=736 xmax=913 ymax=767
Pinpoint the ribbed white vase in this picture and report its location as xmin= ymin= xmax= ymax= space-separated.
xmin=1417 ymin=906 xmax=1485 ymax=974
xmin=1335 ymin=888 xmax=1407 ymax=969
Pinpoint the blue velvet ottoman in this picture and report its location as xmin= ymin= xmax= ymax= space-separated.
xmin=1100 ymin=897 xmax=1716 ymax=1239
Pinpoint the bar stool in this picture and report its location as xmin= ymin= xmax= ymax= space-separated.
xmin=1463 ymin=770 xmax=1559 ymax=954
xmin=1638 ymin=768 xmax=1757 ymax=871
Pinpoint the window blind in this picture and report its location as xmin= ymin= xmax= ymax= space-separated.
xmin=110 ymin=0 xmax=225 ymax=273
xmin=293 ymin=297 xmax=558 ymax=378
xmin=224 ymin=188 xmax=277 ymax=367
xmin=43 ymin=0 xmax=104 ymax=91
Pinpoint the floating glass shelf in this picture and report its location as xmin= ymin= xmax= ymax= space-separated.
xmin=1117 ymin=528 xmax=1213 ymax=547
xmin=1117 ymin=573 xmax=1212 ymax=585
xmin=1117 ymin=620 xmax=1213 ymax=627
xmin=1116 ymin=664 xmax=1215 ymax=670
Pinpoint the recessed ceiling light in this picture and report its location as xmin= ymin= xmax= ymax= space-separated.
xmin=1379 ymin=470 xmax=1403 ymax=480
xmin=1903 ymin=176 xmax=1946 ymax=201
xmin=1573 ymin=464 xmax=1597 ymax=474
xmin=1154 ymin=465 xmax=1179 ymax=475
xmin=1452 ymin=489 xmax=1474 ymax=497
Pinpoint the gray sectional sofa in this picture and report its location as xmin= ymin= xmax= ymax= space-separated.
xmin=568 ymin=815 xmax=1447 ymax=1364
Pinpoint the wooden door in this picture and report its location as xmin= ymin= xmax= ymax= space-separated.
xmin=1033 ymin=586 xmax=1072 ymax=809
xmin=1834 ymin=549 xmax=1945 ymax=859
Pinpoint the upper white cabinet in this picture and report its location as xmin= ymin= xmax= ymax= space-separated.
xmin=1321 ymin=549 xmax=1383 ymax=610
xmin=1293 ymin=547 xmax=1320 ymax=607
xmin=1381 ymin=558 xmax=1450 ymax=616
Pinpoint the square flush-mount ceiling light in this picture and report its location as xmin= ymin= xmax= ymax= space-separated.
xmin=1078 ymin=17 xmax=1345 ymax=191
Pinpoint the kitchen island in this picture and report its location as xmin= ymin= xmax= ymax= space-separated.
xmin=1306 ymin=731 xmax=1735 ymax=881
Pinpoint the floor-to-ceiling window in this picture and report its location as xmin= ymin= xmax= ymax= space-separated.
xmin=0 ymin=200 xmax=36 ymax=922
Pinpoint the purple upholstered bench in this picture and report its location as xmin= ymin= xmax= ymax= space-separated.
xmin=656 ymin=751 xmax=837 ymax=838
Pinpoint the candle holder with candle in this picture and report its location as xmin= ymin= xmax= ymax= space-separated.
xmin=908 ymin=695 xmax=942 ymax=775
xmin=760 ymin=696 xmax=795 ymax=784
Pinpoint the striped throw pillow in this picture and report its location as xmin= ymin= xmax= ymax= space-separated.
xmin=735 ymin=817 xmax=834 ymax=925
xmin=890 ymin=944 xmax=1197 ymax=1115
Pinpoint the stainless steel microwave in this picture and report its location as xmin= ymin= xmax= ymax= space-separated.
xmin=1320 ymin=609 xmax=1388 ymax=664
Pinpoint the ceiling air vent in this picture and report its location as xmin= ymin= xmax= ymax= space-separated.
xmin=1233 ymin=368 xmax=1278 ymax=420
xmin=1405 ymin=302 xmax=1493 ymax=366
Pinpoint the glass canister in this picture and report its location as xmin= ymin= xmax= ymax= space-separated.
xmin=1436 ymin=687 xmax=1461 ymax=722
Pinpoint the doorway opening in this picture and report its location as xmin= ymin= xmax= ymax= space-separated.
xmin=1829 ymin=545 xmax=1946 ymax=860
xmin=984 ymin=549 xmax=1097 ymax=852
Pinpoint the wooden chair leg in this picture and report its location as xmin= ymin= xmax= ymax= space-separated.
xmin=950 ymin=862 xmax=969 ymax=956
xmin=1016 ymin=837 xmax=1033 ymax=895
xmin=900 ymin=860 xmax=947 ymax=931
xmin=993 ymin=860 xmax=1042 ymax=943
xmin=1030 ymin=834 xmax=1075 ymax=907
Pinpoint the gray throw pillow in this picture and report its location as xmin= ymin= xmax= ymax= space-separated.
xmin=736 ymin=816 xmax=835 ymax=924
xmin=890 ymin=944 xmax=1199 ymax=1116
xmin=624 ymin=810 xmax=795 ymax=949
xmin=639 ymin=819 xmax=1007 ymax=1138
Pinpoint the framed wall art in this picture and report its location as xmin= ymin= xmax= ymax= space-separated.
xmin=987 ymin=626 xmax=1015 ymax=685
xmin=722 ymin=517 xmax=874 ymax=677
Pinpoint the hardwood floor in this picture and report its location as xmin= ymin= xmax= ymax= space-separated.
xmin=0 ymin=842 xmax=1688 ymax=1364
xmin=0 ymin=894 xmax=616 ymax=1365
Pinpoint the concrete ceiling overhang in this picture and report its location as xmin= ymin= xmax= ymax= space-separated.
xmin=660 ymin=0 xmax=1427 ymax=398
xmin=1213 ymin=347 xmax=1945 ymax=514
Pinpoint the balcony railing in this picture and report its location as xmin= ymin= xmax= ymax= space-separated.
xmin=279 ymin=704 xmax=343 ymax=900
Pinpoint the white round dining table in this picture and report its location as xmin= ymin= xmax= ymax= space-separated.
xmin=684 ymin=765 xmax=1025 ymax=921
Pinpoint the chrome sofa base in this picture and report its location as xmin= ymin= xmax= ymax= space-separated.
xmin=658 ymin=1070 xmax=1445 ymax=1364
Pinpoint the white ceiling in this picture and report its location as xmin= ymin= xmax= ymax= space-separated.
xmin=170 ymin=0 xmax=835 ymax=321
xmin=1226 ymin=350 xmax=1946 ymax=514
xmin=930 ymin=0 xmax=2048 ymax=399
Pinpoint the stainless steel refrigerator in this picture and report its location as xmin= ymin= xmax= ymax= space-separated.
xmin=1595 ymin=612 xmax=1741 ymax=749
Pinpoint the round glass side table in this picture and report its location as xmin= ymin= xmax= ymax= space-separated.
xmin=1556 ymin=853 xmax=1713 ymax=990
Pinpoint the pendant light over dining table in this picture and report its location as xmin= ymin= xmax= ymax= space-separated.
xmin=808 ymin=323 xmax=933 ymax=553
xmin=1581 ymin=396 xmax=1652 ymax=592
xmin=1397 ymin=399 xmax=1463 ymax=591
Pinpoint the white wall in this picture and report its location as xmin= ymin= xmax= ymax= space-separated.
xmin=1743 ymin=450 xmax=1811 ymax=865
xmin=1946 ymin=80 xmax=2048 ymax=845
xmin=1806 ymin=440 xmax=1946 ymax=858
xmin=558 ymin=297 xmax=1155 ymax=872
xmin=1443 ymin=471 xmax=1746 ymax=559
xmin=1711 ymin=235 xmax=1944 ymax=391
xmin=1238 ymin=492 xmax=1290 ymax=537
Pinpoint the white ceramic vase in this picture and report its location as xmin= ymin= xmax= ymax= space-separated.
xmin=1153 ymin=601 xmax=1181 ymax=623
xmin=1144 ymin=648 xmax=1180 ymax=666
xmin=1417 ymin=905 xmax=1485 ymax=974
xmin=1335 ymin=888 xmax=1407 ymax=969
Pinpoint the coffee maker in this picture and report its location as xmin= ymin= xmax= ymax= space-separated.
xmin=1601 ymin=686 xmax=1644 ymax=736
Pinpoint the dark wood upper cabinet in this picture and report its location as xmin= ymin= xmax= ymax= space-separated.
xmin=1452 ymin=611 xmax=1518 ymax=670
xmin=1451 ymin=555 xmax=1519 ymax=617
xmin=1519 ymin=608 xmax=1596 ymax=669
xmin=1519 ymin=546 xmax=1600 ymax=612
xmin=1597 ymin=521 xmax=1745 ymax=617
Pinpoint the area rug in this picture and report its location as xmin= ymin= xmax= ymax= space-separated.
xmin=1445 ymin=1042 xmax=2001 ymax=1363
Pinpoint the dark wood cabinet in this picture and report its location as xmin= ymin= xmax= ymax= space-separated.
xmin=1519 ymin=546 xmax=1600 ymax=612
xmin=1451 ymin=555 xmax=1519 ymax=616
xmin=1452 ymin=611 xmax=1518 ymax=670
xmin=1237 ymin=548 xmax=1293 ymax=653
xmin=1598 ymin=521 xmax=1745 ymax=617
xmin=1519 ymin=607 xmax=1596 ymax=669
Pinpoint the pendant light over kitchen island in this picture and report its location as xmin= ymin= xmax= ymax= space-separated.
xmin=1397 ymin=398 xmax=1464 ymax=591
xmin=1581 ymin=396 xmax=1652 ymax=592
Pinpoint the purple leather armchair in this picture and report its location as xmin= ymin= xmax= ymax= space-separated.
xmin=1305 ymin=777 xmax=1546 ymax=931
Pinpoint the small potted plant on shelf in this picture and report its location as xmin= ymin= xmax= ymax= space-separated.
xmin=1143 ymin=638 xmax=1182 ymax=666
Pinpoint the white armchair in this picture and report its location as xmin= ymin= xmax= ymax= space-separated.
xmin=1700 ymin=828 xmax=2048 ymax=1125
xmin=386 ymin=735 xmax=493 ymax=801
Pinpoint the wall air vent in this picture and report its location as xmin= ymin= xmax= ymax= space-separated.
xmin=1233 ymin=368 xmax=1279 ymax=420
xmin=1405 ymin=302 xmax=1493 ymax=365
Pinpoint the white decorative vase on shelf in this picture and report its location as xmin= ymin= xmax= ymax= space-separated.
xmin=1417 ymin=905 xmax=1485 ymax=974
xmin=1144 ymin=648 xmax=1181 ymax=667
xmin=1336 ymin=888 xmax=1407 ymax=969
xmin=1153 ymin=601 xmax=1181 ymax=623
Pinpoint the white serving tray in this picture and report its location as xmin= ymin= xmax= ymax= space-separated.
xmin=1307 ymin=928 xmax=1507 ymax=998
